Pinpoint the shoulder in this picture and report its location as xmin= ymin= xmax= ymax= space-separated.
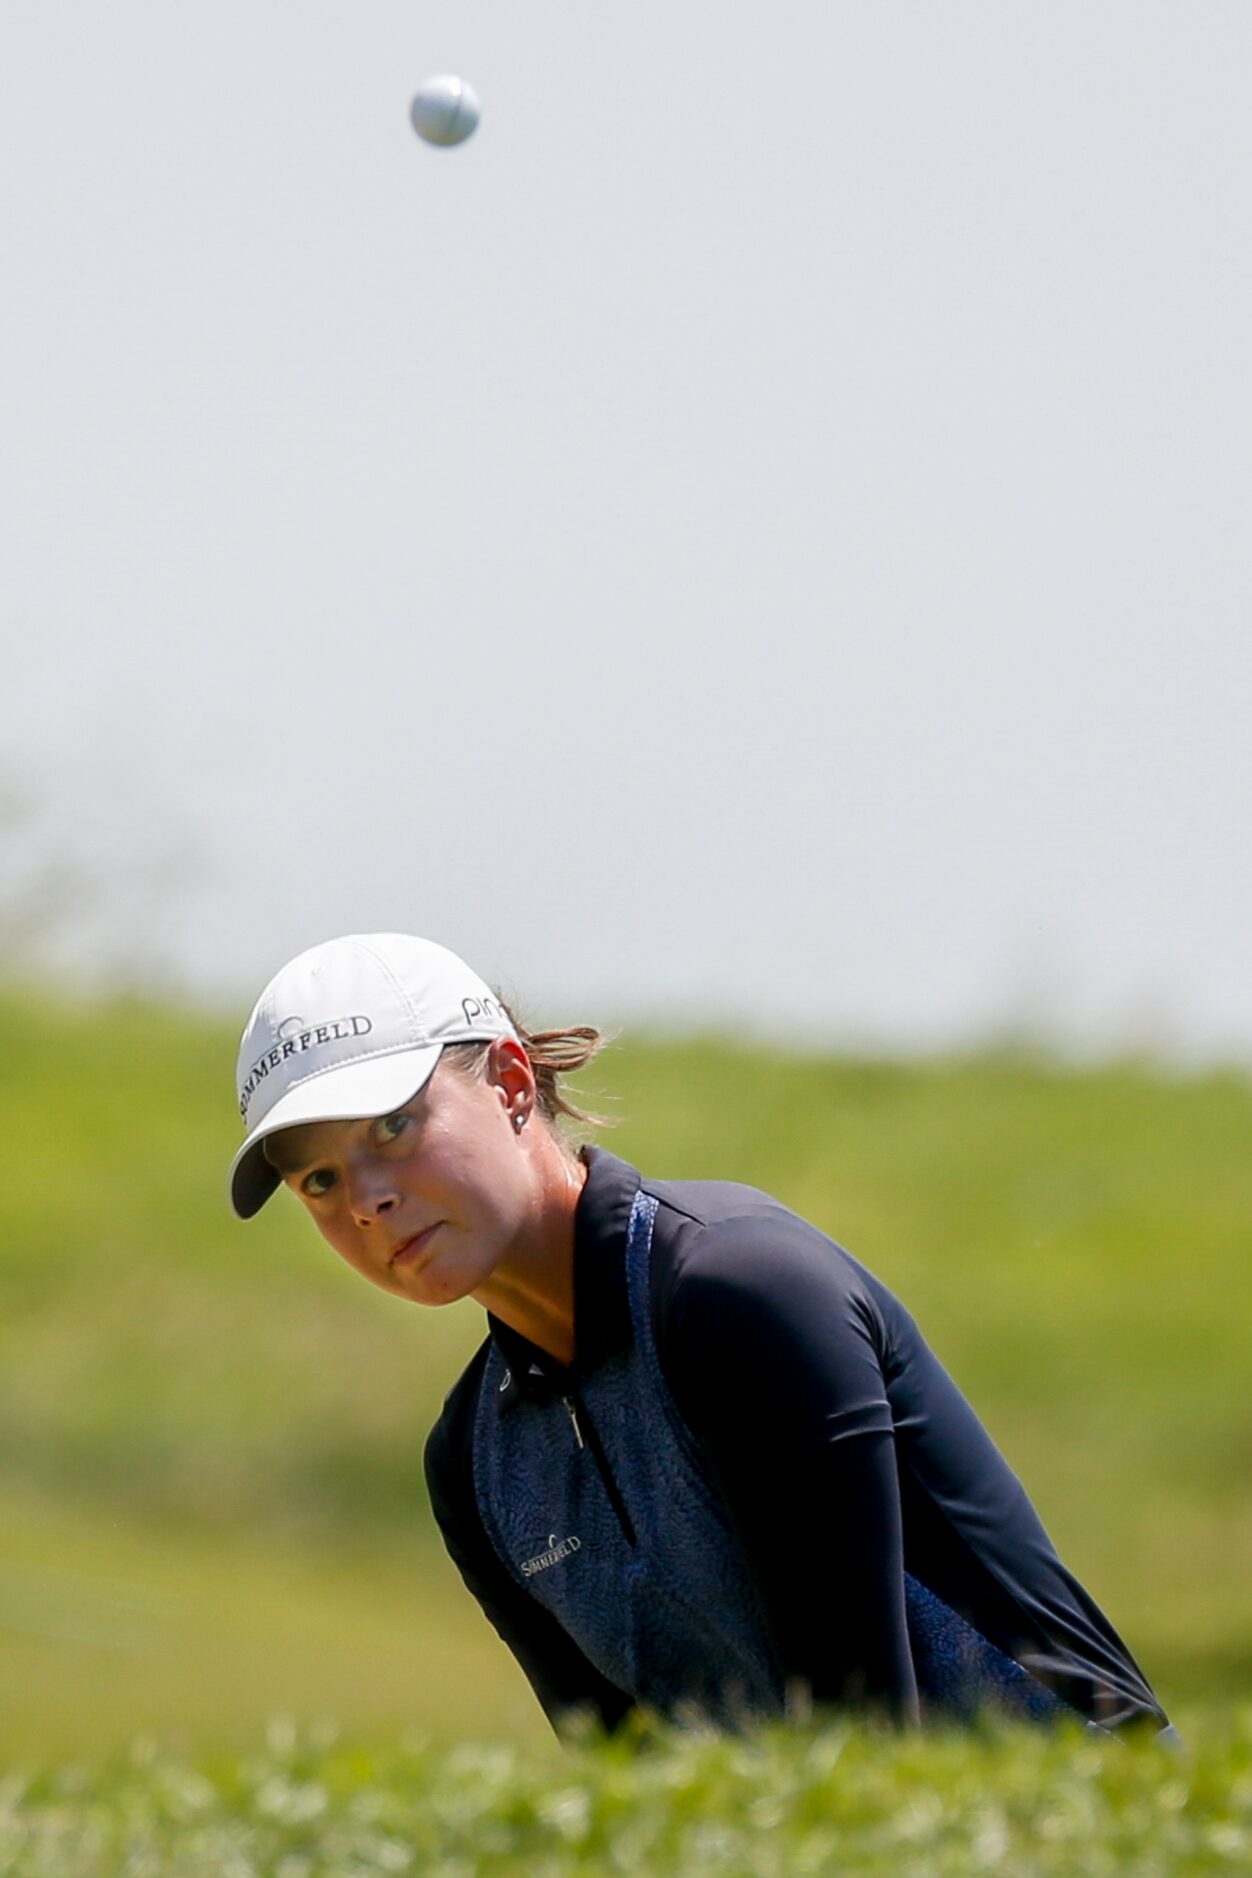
xmin=644 ymin=1171 xmax=890 ymax=1339
xmin=641 ymin=1174 xmax=902 ymax=1450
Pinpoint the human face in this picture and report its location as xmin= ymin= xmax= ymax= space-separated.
xmin=264 ymin=1046 xmax=536 ymax=1305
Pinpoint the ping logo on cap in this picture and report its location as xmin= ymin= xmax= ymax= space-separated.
xmin=461 ymin=994 xmax=508 ymax=1026
xmin=238 ymin=1014 xmax=373 ymax=1120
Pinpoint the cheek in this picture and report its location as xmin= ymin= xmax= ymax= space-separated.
xmin=421 ymin=1118 xmax=515 ymax=1206
xmin=461 ymin=1148 xmax=530 ymax=1234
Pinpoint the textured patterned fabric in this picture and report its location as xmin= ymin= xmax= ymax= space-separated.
xmin=904 ymin=1576 xmax=1075 ymax=1723
xmin=473 ymin=1187 xmax=1077 ymax=1726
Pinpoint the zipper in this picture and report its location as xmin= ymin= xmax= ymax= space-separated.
xmin=561 ymin=1389 xmax=637 ymax=1548
xmin=560 ymin=1395 xmax=585 ymax=1450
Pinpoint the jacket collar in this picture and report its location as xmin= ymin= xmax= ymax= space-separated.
xmin=488 ymin=1145 xmax=642 ymax=1403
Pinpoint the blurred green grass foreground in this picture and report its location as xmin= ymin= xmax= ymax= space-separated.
xmin=4 ymin=1711 xmax=1251 ymax=1876
xmin=1 ymin=981 xmax=1249 ymax=1772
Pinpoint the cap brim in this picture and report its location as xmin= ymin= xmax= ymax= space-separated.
xmin=228 ymin=1043 xmax=444 ymax=1220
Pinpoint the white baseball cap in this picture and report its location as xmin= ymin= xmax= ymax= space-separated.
xmin=229 ymin=932 xmax=517 ymax=1219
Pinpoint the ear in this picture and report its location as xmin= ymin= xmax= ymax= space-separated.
xmin=484 ymin=1036 xmax=536 ymax=1117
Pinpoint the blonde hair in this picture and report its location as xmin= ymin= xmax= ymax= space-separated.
xmin=440 ymin=996 xmax=613 ymax=1137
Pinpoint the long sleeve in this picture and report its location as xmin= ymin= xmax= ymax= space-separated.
xmin=650 ymin=1186 xmax=1168 ymax=1734
xmin=655 ymin=1210 xmax=921 ymax=1722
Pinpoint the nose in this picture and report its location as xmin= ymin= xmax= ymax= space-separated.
xmin=345 ymin=1161 xmax=402 ymax=1227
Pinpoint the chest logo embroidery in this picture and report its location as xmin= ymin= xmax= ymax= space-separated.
xmin=520 ymin=1533 xmax=583 ymax=1578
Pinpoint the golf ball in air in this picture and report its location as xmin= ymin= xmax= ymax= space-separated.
xmin=410 ymin=75 xmax=480 ymax=147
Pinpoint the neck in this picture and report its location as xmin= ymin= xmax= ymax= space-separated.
xmin=470 ymin=1135 xmax=587 ymax=1366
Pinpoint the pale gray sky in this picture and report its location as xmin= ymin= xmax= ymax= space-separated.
xmin=3 ymin=3 xmax=1250 ymax=1053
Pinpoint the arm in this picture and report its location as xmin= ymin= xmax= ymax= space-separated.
xmin=424 ymin=1384 xmax=635 ymax=1737
xmin=657 ymin=1208 xmax=920 ymax=1724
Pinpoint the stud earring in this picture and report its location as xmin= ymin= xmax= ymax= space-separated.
xmin=513 ymin=1111 xmax=526 ymax=1133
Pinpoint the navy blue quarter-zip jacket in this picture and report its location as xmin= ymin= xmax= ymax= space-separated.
xmin=424 ymin=1147 xmax=1168 ymax=1737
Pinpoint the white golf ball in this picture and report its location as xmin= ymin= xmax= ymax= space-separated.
xmin=410 ymin=74 xmax=480 ymax=148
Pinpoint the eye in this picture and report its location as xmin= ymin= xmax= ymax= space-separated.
xmin=301 ymin=1167 xmax=336 ymax=1199
xmin=377 ymin=1108 xmax=412 ymax=1143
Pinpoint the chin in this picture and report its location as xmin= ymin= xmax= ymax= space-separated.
xmin=404 ymin=1265 xmax=477 ymax=1308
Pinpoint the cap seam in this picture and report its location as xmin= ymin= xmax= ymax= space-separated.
xmin=352 ymin=937 xmax=425 ymax=1037
xmin=355 ymin=935 xmax=514 ymax=1045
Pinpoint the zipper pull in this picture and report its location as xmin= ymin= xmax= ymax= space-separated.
xmin=561 ymin=1395 xmax=585 ymax=1450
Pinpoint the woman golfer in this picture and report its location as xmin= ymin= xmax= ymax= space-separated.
xmin=230 ymin=932 xmax=1171 ymax=1739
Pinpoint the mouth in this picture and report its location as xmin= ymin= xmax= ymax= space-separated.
xmin=389 ymin=1223 xmax=442 ymax=1269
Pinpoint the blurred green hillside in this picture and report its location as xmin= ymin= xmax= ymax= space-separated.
xmin=2 ymin=984 xmax=1248 ymax=1751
